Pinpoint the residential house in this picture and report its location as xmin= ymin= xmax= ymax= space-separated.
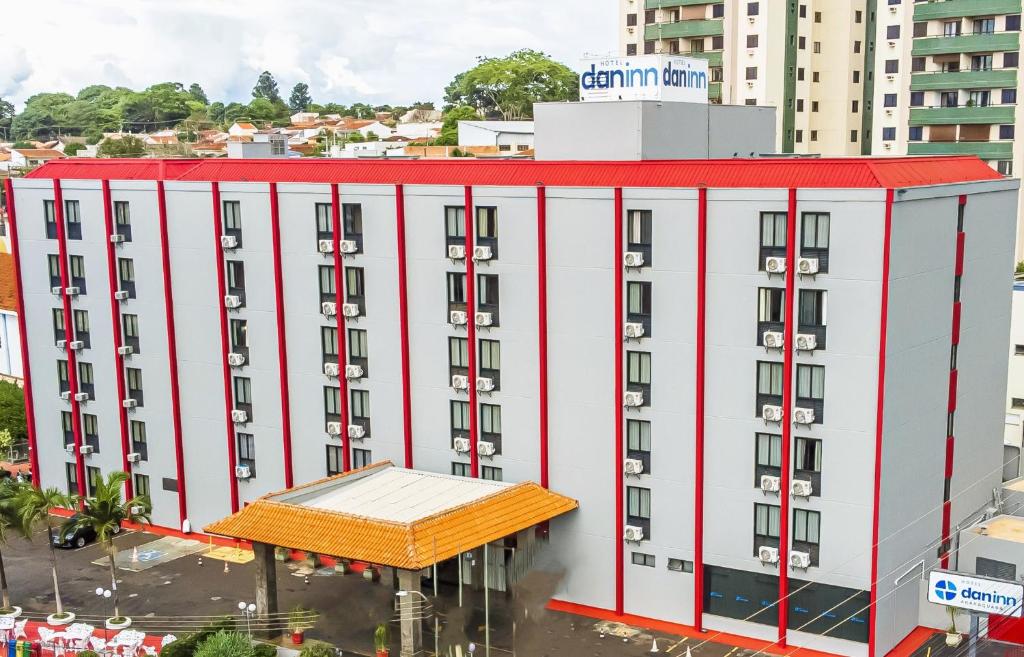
xmin=228 ymin=122 xmax=259 ymax=138
xmin=458 ymin=121 xmax=535 ymax=153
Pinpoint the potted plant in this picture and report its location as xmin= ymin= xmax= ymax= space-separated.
xmin=374 ymin=622 xmax=390 ymax=657
xmin=304 ymin=551 xmax=320 ymax=568
xmin=334 ymin=559 xmax=352 ymax=575
xmin=16 ymin=484 xmax=75 ymax=624
xmin=289 ymin=605 xmax=315 ymax=645
xmin=946 ymin=607 xmax=963 ymax=647
xmin=275 ymin=547 xmax=290 ymax=562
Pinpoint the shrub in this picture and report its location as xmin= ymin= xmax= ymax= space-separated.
xmin=194 ymin=631 xmax=251 ymax=657
xmin=159 ymin=616 xmax=237 ymax=657
xmin=299 ymin=641 xmax=337 ymax=657
xmin=78 ymin=652 xmax=100 ymax=657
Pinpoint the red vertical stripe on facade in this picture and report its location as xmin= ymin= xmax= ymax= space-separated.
xmin=778 ymin=188 xmax=797 ymax=646
xmin=156 ymin=181 xmax=189 ymax=527
xmin=945 ymin=437 xmax=955 ymax=477
xmin=948 ymin=370 xmax=958 ymax=413
xmin=53 ymin=179 xmax=86 ymax=497
xmin=211 ymin=183 xmax=239 ymax=514
xmin=955 ymin=233 xmax=965 ymax=276
xmin=951 ymin=303 xmax=962 ymax=344
xmin=331 ymin=184 xmax=351 ymax=472
xmin=3 ymin=179 xmax=40 ymax=486
xmin=614 ymin=187 xmax=625 ymax=616
xmin=269 ymin=183 xmax=294 ymax=488
xmin=537 ymin=186 xmax=549 ymax=489
xmin=694 ymin=186 xmax=708 ymax=630
xmin=868 ymin=188 xmax=895 ymax=657
xmin=101 ymin=180 xmax=133 ymax=500
xmin=395 ymin=184 xmax=413 ymax=468
xmin=465 ymin=185 xmax=479 ymax=478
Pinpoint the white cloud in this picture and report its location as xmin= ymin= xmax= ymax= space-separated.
xmin=0 ymin=0 xmax=615 ymax=108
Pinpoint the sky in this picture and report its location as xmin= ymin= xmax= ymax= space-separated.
xmin=0 ymin=0 xmax=616 ymax=110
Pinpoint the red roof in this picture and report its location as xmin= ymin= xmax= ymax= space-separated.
xmin=23 ymin=156 xmax=1004 ymax=189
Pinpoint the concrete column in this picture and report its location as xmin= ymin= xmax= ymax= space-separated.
xmin=253 ymin=543 xmax=279 ymax=638
xmin=397 ymin=568 xmax=423 ymax=657
xmin=469 ymin=547 xmax=485 ymax=591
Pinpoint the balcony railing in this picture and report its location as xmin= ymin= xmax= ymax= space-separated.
xmin=909 ymin=104 xmax=1015 ymax=125
xmin=913 ymin=0 xmax=1022 ymax=21
xmin=645 ymin=19 xmax=723 ymax=40
xmin=646 ymin=0 xmax=723 ymax=7
xmin=910 ymin=68 xmax=1019 ymax=90
xmin=912 ymin=31 xmax=1020 ymax=56
xmin=907 ymin=141 xmax=1014 ymax=158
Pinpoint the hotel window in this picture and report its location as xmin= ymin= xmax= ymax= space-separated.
xmin=626 ymin=209 xmax=652 ymax=266
xmin=798 ymin=289 xmax=827 ymax=348
xmin=798 ymin=4 xmax=806 ymax=18
xmin=711 ymin=37 xmax=724 ymax=52
xmin=126 ymin=367 xmax=143 ymax=406
xmin=326 ymin=445 xmax=344 ymax=476
xmin=230 ymin=318 xmax=248 ymax=361
xmin=795 ymin=436 xmax=822 ymax=496
xmin=627 ymin=281 xmax=652 ymax=336
xmin=757 ymin=287 xmax=785 ymax=346
xmin=854 ymin=40 xmax=861 ymax=54
xmin=943 ymin=21 xmax=961 ymax=37
xmin=795 ymin=364 xmax=825 ymax=423
xmin=998 ymin=161 xmax=1014 ymax=176
xmin=883 ymin=94 xmax=897 ymax=108
xmin=626 ymin=419 xmax=651 ymax=474
xmin=644 ymin=41 xmax=655 ymax=55
xmin=324 ymin=386 xmax=341 ymax=428
xmin=65 ymin=463 xmax=77 ymax=496
xmin=114 ymin=201 xmax=132 ymax=242
xmin=810 ymin=131 xmax=818 ymax=141
xmin=668 ymin=559 xmax=694 ymax=573
xmin=351 ymin=389 xmax=370 ymax=436
xmin=451 ymin=400 xmax=470 ymax=441
xmin=318 ymin=265 xmax=335 ymax=303
xmin=626 ymin=13 xmax=637 ymax=26
xmin=747 ymin=1 xmax=759 ymax=15
xmin=626 ymin=44 xmax=637 ymax=56
xmin=222 ymin=200 xmax=242 ymax=247
xmin=237 ymin=433 xmax=256 ymax=476
xmin=1005 ymin=52 xmax=1019 ymax=68
xmin=315 ymin=203 xmax=333 ymax=244
xmin=796 ymin=99 xmax=804 ymax=112
xmin=73 ymin=310 xmax=90 ymax=349
xmin=482 ymin=465 xmax=503 ymax=482
xmin=52 ymin=308 xmax=65 ymax=344
xmin=971 ymin=54 xmax=993 ymax=72
xmin=882 ymin=128 xmax=896 ymax=143
xmin=353 ymin=448 xmax=372 ymax=469
xmin=756 ymin=361 xmax=783 ymax=414
xmin=123 ymin=314 xmax=140 ymax=353
xmin=87 ymin=466 xmax=101 ymax=497
xmin=134 ymin=473 xmax=150 ymax=500
xmin=1001 ymin=125 xmax=1015 ymax=140
xmin=227 ymin=260 xmax=246 ymax=302
xmin=886 ymin=25 xmax=900 ymax=39
xmin=912 ymin=56 xmax=926 ymax=72
xmin=118 ymin=257 xmax=135 ymax=298
xmin=476 ymin=207 xmax=498 ymax=258
xmin=78 ymin=362 xmax=95 ymax=400
xmin=481 ymin=403 xmax=502 ymax=454
xmin=850 ymin=130 xmax=858 ymax=143
xmin=754 ymin=432 xmax=782 ymax=485
xmin=910 ymin=91 xmax=924 ymax=107
xmin=130 ymin=420 xmax=147 ymax=461
xmin=632 ymin=553 xmax=655 ymax=568
xmin=798 ymin=36 xmax=806 ymax=49
xmin=626 ymin=351 xmax=651 ymax=405
xmin=626 ymin=486 xmax=651 ymax=539
xmin=47 ymin=254 xmax=61 ymax=288
xmin=445 ymin=206 xmax=466 ymax=249
xmin=234 ymin=376 xmax=252 ymax=421
xmin=759 ymin=211 xmax=787 ymax=268
xmin=57 ymin=360 xmax=70 ymax=394
xmin=44 ymin=200 xmax=57 ymax=239
xmin=447 ymin=272 xmax=466 ymax=314
xmin=973 ymin=17 xmax=995 ymax=34
xmin=1008 ymin=15 xmax=1022 ymax=31
xmin=452 ymin=462 xmax=471 ymax=477
xmin=449 ymin=337 xmax=469 ymax=377
xmin=321 ymin=326 xmax=339 ymax=364
xmin=712 ymin=3 xmax=724 ymax=18
xmin=343 ymin=204 xmax=363 ymax=252
xmin=746 ymin=67 xmax=758 ymax=81
xmin=793 ymin=508 xmax=821 ymax=566
xmin=65 ymin=200 xmax=82 ymax=240
xmin=61 ymin=411 xmax=73 ymax=447
xmin=747 ymin=34 xmax=759 ymax=48
xmin=754 ymin=503 xmax=781 ymax=553
xmin=345 ymin=267 xmax=365 ymax=314
xmin=811 ymin=101 xmax=819 ymax=112
xmin=1004 ymin=89 xmax=1018 ymax=104
xmin=813 ymin=41 xmax=821 ymax=53
xmin=812 ymin=71 xmax=820 ymax=82
xmin=69 ymin=255 xmax=87 ymax=294
xmin=478 ymin=274 xmax=500 ymax=325
xmin=349 ymin=328 xmax=368 ymax=376
xmin=884 ymin=60 xmax=898 ymax=74
xmin=83 ymin=413 xmax=99 ymax=452
xmin=479 ymin=339 xmax=500 ymax=390
xmin=801 ymin=212 xmax=829 ymax=271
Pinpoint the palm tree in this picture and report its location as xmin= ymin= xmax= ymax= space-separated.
xmin=17 ymin=485 xmax=73 ymax=617
xmin=0 ymin=479 xmax=31 ymax=612
xmin=63 ymin=471 xmax=150 ymax=622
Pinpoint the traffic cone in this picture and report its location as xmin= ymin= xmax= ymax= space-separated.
xmin=650 ymin=637 xmax=660 ymax=653
xmin=686 ymin=646 xmax=693 ymax=657
xmin=132 ymin=546 xmax=139 ymax=563
xmin=224 ymin=560 xmax=230 ymax=574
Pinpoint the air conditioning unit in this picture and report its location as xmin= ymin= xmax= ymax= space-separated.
xmin=341 ymin=303 xmax=360 ymax=318
xmin=448 ymin=244 xmax=466 ymax=260
xmin=453 ymin=437 xmax=471 ymax=453
xmin=797 ymin=257 xmax=819 ymax=275
xmin=884 ymin=143 xmax=893 ymax=150
xmin=110 ymin=234 xmax=125 ymax=244
xmin=623 ymin=251 xmax=645 ymax=268
xmin=52 ymin=286 xmax=63 ymax=296
xmin=624 ymin=525 xmax=645 ymax=542
xmin=473 ymin=245 xmax=493 ymax=261
xmin=65 ymin=286 xmax=80 ymax=296
xmin=795 ymin=333 xmax=817 ymax=351
xmin=227 ymin=353 xmax=246 ymax=367
xmin=122 ymin=399 xmax=137 ymax=409
xmin=224 ymin=295 xmax=242 ymax=309
xmin=114 ymin=290 xmax=129 ymax=301
xmin=793 ymin=407 xmax=815 ymax=425
xmin=762 ymin=404 xmax=784 ymax=422
xmin=791 ymin=479 xmax=813 ymax=497
xmin=625 ymin=323 xmax=645 ymax=339
xmin=477 ymin=441 xmax=496 ymax=456
xmin=624 ymin=391 xmax=644 ymax=407
xmin=69 ymin=340 xmax=84 ymax=350
xmin=889 ymin=5 xmax=897 ymax=12
xmin=220 ymin=235 xmax=238 ymax=249
xmin=759 ymin=546 xmax=780 ymax=564
xmin=79 ymin=445 xmax=94 ymax=455
xmin=323 ymin=362 xmax=340 ymax=378
xmin=450 ymin=310 xmax=468 ymax=326
xmin=318 ymin=239 xmax=334 ymax=254
xmin=452 ymin=375 xmax=470 ymax=390
xmin=326 ymin=422 xmax=342 ymax=436
xmin=321 ymin=301 xmax=337 ymax=317
xmin=339 ymin=240 xmax=358 ymax=254
xmin=888 ymin=40 xmax=896 ymax=47
xmin=348 ymin=424 xmax=366 ymax=440
xmin=345 ymin=364 xmax=363 ymax=379
xmin=760 ymin=474 xmax=781 ymax=493
xmin=748 ymin=16 xmax=756 ymax=23
xmin=65 ymin=444 xmax=75 ymax=454
xmin=624 ymin=458 xmax=644 ymax=475
xmin=790 ymin=551 xmax=811 ymax=569
xmin=763 ymin=331 xmax=784 ymax=349
xmin=127 ymin=452 xmax=141 ymax=463
xmin=887 ymin=74 xmax=896 ymax=81
xmin=476 ymin=377 xmax=495 ymax=392
xmin=765 ymin=256 xmax=786 ymax=274
xmin=60 ymin=391 xmax=71 ymax=401
xmin=74 ymin=392 xmax=89 ymax=402
xmin=475 ymin=312 xmax=493 ymax=327
xmin=117 ymin=346 xmax=134 ymax=356
xmin=234 ymin=464 xmax=252 ymax=479
xmin=231 ymin=409 xmax=248 ymax=424
xmin=56 ymin=340 xmax=67 ymax=349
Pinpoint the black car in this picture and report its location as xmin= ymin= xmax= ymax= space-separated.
xmin=52 ymin=515 xmax=121 ymax=549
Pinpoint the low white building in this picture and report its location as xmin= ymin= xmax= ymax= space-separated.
xmin=394 ymin=122 xmax=442 ymax=140
xmin=457 ymin=121 xmax=535 ymax=153
xmin=327 ymin=141 xmax=406 ymax=158
xmin=227 ymin=133 xmax=292 ymax=159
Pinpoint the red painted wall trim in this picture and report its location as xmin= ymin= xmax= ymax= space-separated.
xmin=951 ymin=303 xmax=962 ymax=345
xmin=614 ymin=187 xmax=625 ymax=616
xmin=211 ymin=182 xmax=239 ymax=514
xmin=947 ymin=370 xmax=958 ymax=413
xmin=945 ymin=437 xmax=955 ymax=478
xmin=395 ymin=184 xmax=413 ymax=468
xmin=331 ymin=184 xmax=351 ymax=472
xmin=100 ymin=180 xmax=133 ymax=500
xmin=3 ymin=179 xmax=40 ymax=486
xmin=464 ymin=185 xmax=479 ymax=478
xmin=694 ymin=186 xmax=708 ymax=630
xmin=156 ymin=181 xmax=188 ymax=527
xmin=778 ymin=188 xmax=798 ymax=646
xmin=955 ymin=233 xmax=965 ymax=276
xmin=52 ymin=179 xmax=86 ymax=498
xmin=869 ymin=188 xmax=895 ymax=657
xmin=269 ymin=182 xmax=294 ymax=488
xmin=537 ymin=186 xmax=549 ymax=489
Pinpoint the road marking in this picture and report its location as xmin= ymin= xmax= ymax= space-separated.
xmin=725 ymin=648 xmax=739 ymax=657
xmin=667 ymin=636 xmax=688 ymax=653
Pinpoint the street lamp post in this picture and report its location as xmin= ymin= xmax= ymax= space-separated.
xmin=238 ymin=601 xmax=256 ymax=645
xmin=95 ymin=588 xmax=112 ymax=638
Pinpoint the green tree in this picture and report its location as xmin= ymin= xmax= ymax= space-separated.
xmin=0 ymin=480 xmax=30 ymax=612
xmin=444 ymin=49 xmax=578 ymax=120
xmin=16 ymin=485 xmax=72 ymax=618
xmin=62 ymin=143 xmax=87 ymax=156
xmin=0 ymin=98 xmax=13 ymax=136
xmin=289 ymin=83 xmax=312 ymax=112
xmin=433 ymin=105 xmax=479 ymax=146
xmin=0 ymin=383 xmax=26 ymax=443
xmin=252 ymin=71 xmax=281 ymax=103
xmin=98 ymin=135 xmax=147 ymax=158
xmin=349 ymin=103 xmax=374 ymax=119
xmin=188 ymin=83 xmax=209 ymax=105
xmin=11 ymin=92 xmax=75 ymax=140
xmin=62 ymin=471 xmax=149 ymax=622
xmin=208 ymin=101 xmax=226 ymax=125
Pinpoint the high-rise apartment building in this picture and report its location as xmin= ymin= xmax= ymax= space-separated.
xmin=618 ymin=0 xmax=876 ymax=154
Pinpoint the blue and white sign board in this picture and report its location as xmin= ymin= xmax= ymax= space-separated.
xmin=579 ymin=55 xmax=709 ymax=104
xmin=928 ymin=570 xmax=1024 ymax=617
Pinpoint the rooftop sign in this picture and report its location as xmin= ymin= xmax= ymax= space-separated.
xmin=578 ymin=55 xmax=709 ymax=104
xmin=928 ymin=570 xmax=1023 ymax=617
